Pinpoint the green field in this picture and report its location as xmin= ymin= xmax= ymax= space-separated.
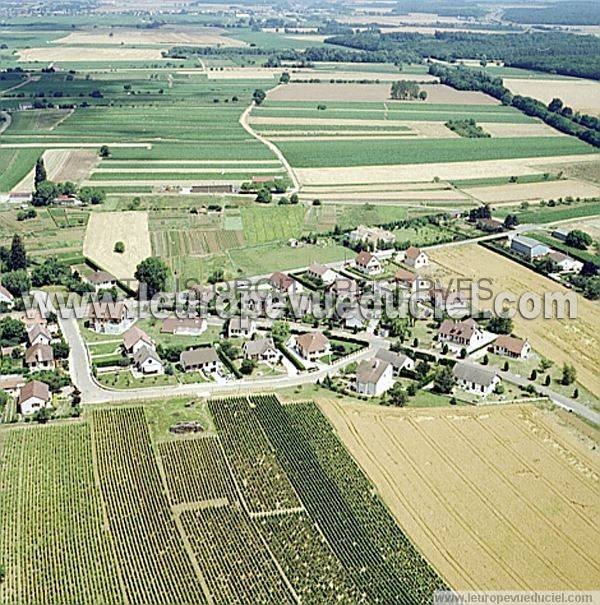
xmin=495 ymin=200 xmax=600 ymax=223
xmin=275 ymin=137 xmax=597 ymax=168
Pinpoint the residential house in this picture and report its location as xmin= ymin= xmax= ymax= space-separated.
xmin=85 ymin=270 xmax=117 ymax=291
xmin=375 ymin=348 xmax=415 ymax=376
xmin=293 ymin=332 xmax=330 ymax=362
xmin=133 ymin=346 xmax=164 ymax=375
xmin=243 ymin=338 xmax=282 ymax=363
xmin=403 ymin=247 xmax=429 ymax=269
xmin=307 ymin=263 xmax=337 ymax=285
xmin=548 ymin=252 xmax=583 ymax=274
xmin=27 ymin=324 xmax=52 ymax=347
xmin=18 ymin=380 xmax=51 ymax=416
xmin=0 ymin=374 xmax=26 ymax=397
xmin=87 ymin=301 xmax=134 ymax=334
xmin=228 ymin=317 xmax=257 ymax=339
xmin=25 ymin=344 xmax=55 ymax=371
xmin=453 ymin=362 xmax=500 ymax=397
xmin=438 ymin=318 xmax=485 ymax=349
xmin=329 ymin=277 xmax=359 ymax=298
xmin=429 ymin=285 xmax=469 ymax=315
xmin=356 ymin=358 xmax=394 ymax=397
xmin=510 ymin=235 xmax=550 ymax=260
xmin=395 ymin=268 xmax=417 ymax=291
xmin=355 ymin=251 xmax=383 ymax=276
xmin=477 ymin=218 xmax=504 ymax=233
xmin=270 ymin=271 xmax=303 ymax=295
xmin=0 ymin=285 xmax=14 ymax=308
xmin=122 ymin=325 xmax=154 ymax=355
xmin=492 ymin=335 xmax=531 ymax=360
xmin=348 ymin=225 xmax=395 ymax=249
xmin=180 ymin=347 xmax=220 ymax=373
xmin=161 ymin=317 xmax=207 ymax=336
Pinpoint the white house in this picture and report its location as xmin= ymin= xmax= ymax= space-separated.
xmin=123 ymin=325 xmax=154 ymax=355
xmin=243 ymin=338 xmax=282 ymax=363
xmin=438 ymin=318 xmax=485 ymax=350
xmin=403 ymin=246 xmax=429 ymax=269
xmin=453 ymin=362 xmax=500 ymax=398
xmin=161 ymin=317 xmax=207 ymax=336
xmin=27 ymin=324 xmax=52 ymax=347
xmin=356 ymin=358 xmax=394 ymax=397
xmin=355 ymin=251 xmax=383 ymax=276
xmin=228 ymin=316 xmax=256 ymax=339
xmin=0 ymin=285 xmax=14 ymax=308
xmin=375 ymin=348 xmax=415 ymax=376
xmin=307 ymin=263 xmax=337 ymax=285
xmin=492 ymin=335 xmax=531 ymax=360
xmin=18 ymin=380 xmax=51 ymax=416
xmin=291 ymin=332 xmax=330 ymax=362
xmin=133 ymin=346 xmax=164 ymax=375
xmin=548 ymin=252 xmax=583 ymax=274
xmin=24 ymin=344 xmax=55 ymax=371
xmin=87 ymin=301 xmax=135 ymax=334
xmin=85 ymin=270 xmax=117 ymax=291
xmin=348 ymin=225 xmax=395 ymax=249
xmin=180 ymin=347 xmax=220 ymax=373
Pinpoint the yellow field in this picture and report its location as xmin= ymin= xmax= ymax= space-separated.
xmin=17 ymin=47 xmax=166 ymax=62
xmin=83 ymin=211 xmax=151 ymax=283
xmin=429 ymin=244 xmax=600 ymax=394
xmin=505 ymin=78 xmax=600 ymax=117
xmin=321 ymin=401 xmax=600 ymax=590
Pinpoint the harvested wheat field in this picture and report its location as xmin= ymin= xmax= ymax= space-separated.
xmin=541 ymin=158 xmax=600 ymax=184
xmin=295 ymin=154 xmax=600 ymax=186
xmin=54 ymin=27 xmax=244 ymax=47
xmin=555 ymin=217 xmax=600 ymax=239
xmin=505 ymin=78 xmax=600 ymax=116
xmin=321 ymin=401 xmax=600 ymax=590
xmin=17 ymin=47 xmax=166 ymax=62
xmin=481 ymin=122 xmax=564 ymax=138
xmin=464 ymin=179 xmax=600 ymax=203
xmin=206 ymin=68 xmax=283 ymax=80
xmin=429 ymin=244 xmax=600 ymax=394
xmin=83 ymin=211 xmax=151 ymax=283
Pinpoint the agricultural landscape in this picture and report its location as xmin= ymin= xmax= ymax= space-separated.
xmin=0 ymin=0 xmax=599 ymax=603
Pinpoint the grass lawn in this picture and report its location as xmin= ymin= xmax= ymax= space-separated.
xmin=87 ymin=341 xmax=122 ymax=357
xmin=495 ymin=200 xmax=600 ymax=224
xmin=141 ymin=397 xmax=214 ymax=442
xmin=96 ymin=369 xmax=178 ymax=390
xmin=135 ymin=318 xmax=222 ymax=348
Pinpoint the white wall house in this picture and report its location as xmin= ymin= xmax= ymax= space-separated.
xmin=453 ymin=362 xmax=500 ymax=398
xmin=18 ymin=380 xmax=51 ymax=416
xmin=356 ymin=358 xmax=394 ymax=397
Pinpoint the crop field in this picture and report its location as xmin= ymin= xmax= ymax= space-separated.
xmin=17 ymin=47 xmax=168 ymax=62
xmin=322 ymin=402 xmax=600 ymax=590
xmin=429 ymin=244 xmax=600 ymax=395
xmin=0 ymin=398 xmax=450 ymax=603
xmin=83 ymin=211 xmax=151 ymax=282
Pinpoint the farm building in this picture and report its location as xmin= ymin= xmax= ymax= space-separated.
xmin=510 ymin=235 xmax=550 ymax=260
xmin=85 ymin=270 xmax=117 ymax=291
xmin=291 ymin=331 xmax=330 ymax=362
xmin=356 ymin=358 xmax=394 ymax=397
xmin=307 ymin=263 xmax=337 ymax=285
xmin=133 ymin=346 xmax=164 ymax=375
xmin=24 ymin=344 xmax=55 ymax=371
xmin=18 ymin=380 xmax=51 ymax=416
xmin=0 ymin=285 xmax=14 ymax=308
xmin=123 ymin=326 xmax=154 ymax=355
xmin=27 ymin=324 xmax=52 ymax=347
xmin=348 ymin=225 xmax=395 ymax=249
xmin=87 ymin=301 xmax=135 ymax=334
xmin=355 ymin=251 xmax=383 ymax=276
xmin=548 ymin=252 xmax=583 ymax=273
xmin=161 ymin=317 xmax=207 ymax=336
xmin=243 ymin=338 xmax=281 ymax=363
xmin=228 ymin=317 xmax=257 ymax=339
xmin=180 ymin=347 xmax=219 ymax=373
xmin=492 ymin=335 xmax=531 ymax=359
xmin=552 ymin=228 xmax=570 ymax=242
xmin=402 ymin=247 xmax=429 ymax=269
xmin=453 ymin=362 xmax=500 ymax=397
xmin=375 ymin=348 xmax=415 ymax=376
xmin=438 ymin=318 xmax=485 ymax=349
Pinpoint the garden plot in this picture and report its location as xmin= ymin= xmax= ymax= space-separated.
xmin=322 ymin=401 xmax=600 ymax=591
xmin=463 ymin=179 xmax=600 ymax=204
xmin=83 ymin=211 xmax=151 ymax=283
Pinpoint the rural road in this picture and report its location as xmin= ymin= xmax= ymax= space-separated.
xmin=0 ymin=111 xmax=12 ymax=135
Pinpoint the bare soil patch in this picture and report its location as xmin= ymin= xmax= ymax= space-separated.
xmin=18 ymin=47 xmax=166 ymax=62
xmin=429 ymin=244 xmax=600 ymax=394
xmin=83 ymin=211 xmax=151 ymax=283
xmin=481 ymin=122 xmax=564 ymax=138
xmin=464 ymin=179 xmax=600 ymax=203
xmin=321 ymin=401 xmax=600 ymax=591
xmin=505 ymin=78 xmax=600 ymax=116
